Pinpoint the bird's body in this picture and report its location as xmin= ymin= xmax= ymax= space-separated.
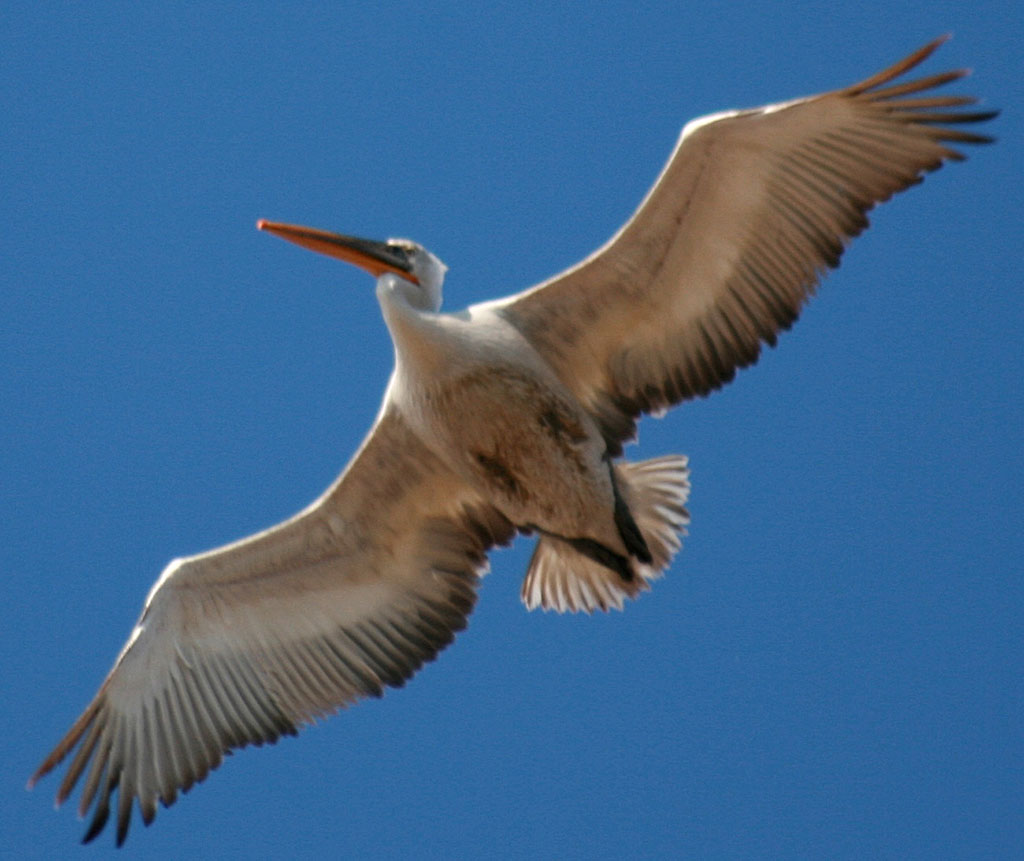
xmin=30 ymin=38 xmax=995 ymax=845
xmin=384 ymin=289 xmax=622 ymax=554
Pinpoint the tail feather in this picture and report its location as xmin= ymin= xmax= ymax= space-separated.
xmin=615 ymin=455 xmax=690 ymax=574
xmin=522 ymin=535 xmax=641 ymax=613
xmin=521 ymin=455 xmax=690 ymax=613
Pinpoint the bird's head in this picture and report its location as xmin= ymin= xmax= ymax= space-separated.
xmin=258 ymin=220 xmax=447 ymax=313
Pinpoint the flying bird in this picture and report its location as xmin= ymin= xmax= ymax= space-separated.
xmin=31 ymin=38 xmax=995 ymax=845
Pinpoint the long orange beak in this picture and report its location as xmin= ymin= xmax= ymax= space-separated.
xmin=257 ymin=220 xmax=419 ymax=284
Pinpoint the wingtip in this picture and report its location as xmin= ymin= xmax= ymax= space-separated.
xmin=82 ymin=812 xmax=107 ymax=845
xmin=845 ymin=35 xmax=958 ymax=96
xmin=27 ymin=759 xmax=53 ymax=793
xmin=910 ymin=34 xmax=951 ymax=64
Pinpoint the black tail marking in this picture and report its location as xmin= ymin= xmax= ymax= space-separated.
xmin=609 ymin=465 xmax=653 ymax=564
xmin=565 ymin=537 xmax=635 ymax=583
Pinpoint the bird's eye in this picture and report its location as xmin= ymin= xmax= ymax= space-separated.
xmin=383 ymin=244 xmax=417 ymax=276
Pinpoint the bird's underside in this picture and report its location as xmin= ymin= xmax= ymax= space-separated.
xmin=30 ymin=37 xmax=995 ymax=846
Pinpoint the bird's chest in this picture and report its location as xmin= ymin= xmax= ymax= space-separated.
xmin=410 ymin=365 xmax=609 ymax=526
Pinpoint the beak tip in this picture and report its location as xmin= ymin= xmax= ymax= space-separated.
xmin=254 ymin=220 xmax=410 ymax=282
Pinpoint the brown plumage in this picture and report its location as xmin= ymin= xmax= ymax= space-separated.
xmin=31 ymin=37 xmax=994 ymax=846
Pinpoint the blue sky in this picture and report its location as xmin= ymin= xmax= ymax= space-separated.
xmin=3 ymin=2 xmax=1021 ymax=858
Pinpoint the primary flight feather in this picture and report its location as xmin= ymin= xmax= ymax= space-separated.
xmin=31 ymin=37 xmax=995 ymax=845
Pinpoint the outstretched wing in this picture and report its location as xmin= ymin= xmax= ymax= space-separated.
xmin=30 ymin=405 xmax=514 ymax=845
xmin=492 ymin=38 xmax=995 ymax=453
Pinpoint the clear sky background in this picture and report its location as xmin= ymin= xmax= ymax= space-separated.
xmin=3 ymin=3 xmax=1020 ymax=858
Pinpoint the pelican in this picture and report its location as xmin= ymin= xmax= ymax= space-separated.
xmin=31 ymin=38 xmax=994 ymax=845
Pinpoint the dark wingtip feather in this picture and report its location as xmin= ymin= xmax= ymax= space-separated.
xmin=908 ymin=110 xmax=1000 ymax=125
xmin=845 ymin=36 xmax=951 ymax=95
xmin=82 ymin=803 xmax=109 ymax=844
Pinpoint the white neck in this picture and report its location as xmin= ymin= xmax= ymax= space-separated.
xmin=376 ymin=273 xmax=449 ymax=379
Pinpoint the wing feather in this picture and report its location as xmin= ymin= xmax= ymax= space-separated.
xmin=30 ymin=406 xmax=513 ymax=845
xmin=493 ymin=37 xmax=995 ymax=453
